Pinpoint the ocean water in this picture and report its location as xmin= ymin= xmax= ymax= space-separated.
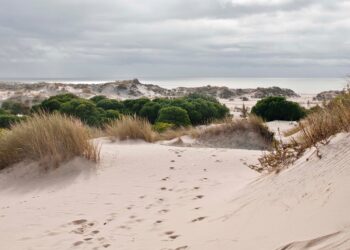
xmin=142 ymin=77 xmax=347 ymax=94
xmin=1 ymin=77 xmax=347 ymax=94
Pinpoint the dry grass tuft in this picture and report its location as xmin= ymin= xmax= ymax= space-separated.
xmin=0 ymin=113 xmax=100 ymax=170
xmin=196 ymin=115 xmax=274 ymax=150
xmin=154 ymin=127 xmax=199 ymax=141
xmin=106 ymin=115 xmax=155 ymax=142
xmin=298 ymin=102 xmax=350 ymax=148
xmin=258 ymin=92 xmax=350 ymax=173
xmin=283 ymin=126 xmax=301 ymax=137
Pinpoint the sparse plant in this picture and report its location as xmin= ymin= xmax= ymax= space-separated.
xmin=241 ymin=103 xmax=248 ymax=118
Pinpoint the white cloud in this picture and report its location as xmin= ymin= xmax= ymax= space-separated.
xmin=0 ymin=0 xmax=349 ymax=78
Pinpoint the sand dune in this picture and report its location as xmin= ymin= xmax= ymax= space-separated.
xmin=0 ymin=133 xmax=349 ymax=249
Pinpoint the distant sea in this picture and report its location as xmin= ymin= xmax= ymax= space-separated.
xmin=1 ymin=77 xmax=347 ymax=94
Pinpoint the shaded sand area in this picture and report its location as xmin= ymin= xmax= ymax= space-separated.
xmin=1 ymin=133 xmax=350 ymax=249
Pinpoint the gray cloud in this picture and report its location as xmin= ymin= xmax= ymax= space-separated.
xmin=0 ymin=0 xmax=349 ymax=79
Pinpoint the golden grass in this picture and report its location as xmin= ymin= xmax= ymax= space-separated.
xmin=106 ymin=115 xmax=155 ymax=142
xmin=0 ymin=113 xmax=100 ymax=170
xmin=298 ymin=102 xmax=350 ymax=148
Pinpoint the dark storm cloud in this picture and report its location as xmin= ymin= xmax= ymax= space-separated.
xmin=0 ymin=0 xmax=349 ymax=78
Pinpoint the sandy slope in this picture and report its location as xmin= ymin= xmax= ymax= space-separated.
xmin=0 ymin=134 xmax=350 ymax=250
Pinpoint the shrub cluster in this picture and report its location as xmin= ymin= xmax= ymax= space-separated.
xmin=33 ymin=93 xmax=229 ymax=127
xmin=251 ymin=96 xmax=306 ymax=121
xmin=32 ymin=94 xmax=120 ymax=127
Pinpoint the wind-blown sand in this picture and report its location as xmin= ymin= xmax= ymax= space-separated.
xmin=0 ymin=133 xmax=350 ymax=250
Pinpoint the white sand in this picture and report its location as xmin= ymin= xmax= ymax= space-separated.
xmin=1 ymin=133 xmax=350 ymax=250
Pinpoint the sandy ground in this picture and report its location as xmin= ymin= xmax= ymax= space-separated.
xmin=1 ymin=133 xmax=350 ymax=250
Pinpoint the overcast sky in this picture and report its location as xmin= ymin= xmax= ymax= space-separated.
xmin=0 ymin=0 xmax=349 ymax=79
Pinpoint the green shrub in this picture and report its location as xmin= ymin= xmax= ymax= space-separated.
xmin=90 ymin=95 xmax=107 ymax=103
xmin=96 ymin=99 xmax=124 ymax=111
xmin=251 ymin=96 xmax=306 ymax=121
xmin=0 ymin=114 xmax=24 ymax=128
xmin=123 ymin=98 xmax=150 ymax=115
xmin=157 ymin=106 xmax=191 ymax=126
xmin=152 ymin=122 xmax=175 ymax=133
xmin=1 ymin=100 xmax=30 ymax=115
xmin=104 ymin=110 xmax=120 ymax=120
xmin=139 ymin=102 xmax=161 ymax=123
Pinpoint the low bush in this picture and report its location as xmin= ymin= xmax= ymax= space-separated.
xmin=252 ymin=96 xmax=306 ymax=121
xmin=106 ymin=116 xmax=155 ymax=142
xmin=0 ymin=113 xmax=24 ymax=129
xmin=157 ymin=106 xmax=191 ymax=127
xmin=152 ymin=122 xmax=176 ymax=133
xmin=1 ymin=100 xmax=30 ymax=115
xmin=0 ymin=113 xmax=99 ymax=170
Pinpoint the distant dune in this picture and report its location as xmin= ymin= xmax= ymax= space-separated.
xmin=0 ymin=79 xmax=299 ymax=105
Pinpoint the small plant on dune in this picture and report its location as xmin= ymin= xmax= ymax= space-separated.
xmin=0 ymin=113 xmax=99 ymax=170
xmin=152 ymin=122 xmax=176 ymax=133
xmin=106 ymin=115 xmax=155 ymax=142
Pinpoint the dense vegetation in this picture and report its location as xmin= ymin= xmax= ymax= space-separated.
xmin=30 ymin=93 xmax=229 ymax=127
xmin=251 ymin=96 xmax=306 ymax=121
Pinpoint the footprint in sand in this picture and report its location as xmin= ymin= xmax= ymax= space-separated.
xmin=194 ymin=195 xmax=204 ymax=200
xmin=72 ymin=219 xmax=87 ymax=225
xmin=73 ymin=241 xmax=84 ymax=246
xmin=169 ymin=235 xmax=180 ymax=240
xmin=175 ymin=246 xmax=189 ymax=250
xmin=159 ymin=209 xmax=169 ymax=214
xmin=71 ymin=219 xmax=94 ymax=235
xmin=191 ymin=216 xmax=207 ymax=223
